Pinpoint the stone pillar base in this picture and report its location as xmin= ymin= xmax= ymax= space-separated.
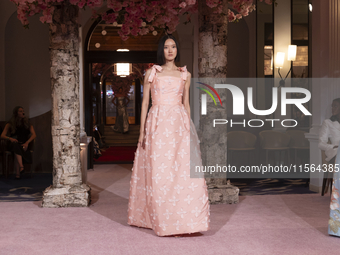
xmin=42 ymin=184 xmax=91 ymax=208
xmin=208 ymin=180 xmax=239 ymax=204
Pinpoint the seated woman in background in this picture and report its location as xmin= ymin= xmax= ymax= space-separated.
xmin=0 ymin=106 xmax=36 ymax=179
xmin=318 ymin=98 xmax=340 ymax=163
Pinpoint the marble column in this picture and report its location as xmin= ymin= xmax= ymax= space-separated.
xmin=197 ymin=0 xmax=239 ymax=204
xmin=42 ymin=3 xmax=91 ymax=207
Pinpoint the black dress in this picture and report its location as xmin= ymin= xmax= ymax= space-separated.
xmin=9 ymin=124 xmax=32 ymax=164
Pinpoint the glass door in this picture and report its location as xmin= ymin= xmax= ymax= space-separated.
xmin=105 ymin=80 xmax=136 ymax=125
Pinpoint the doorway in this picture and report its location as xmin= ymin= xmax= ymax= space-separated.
xmin=84 ymin=17 xmax=166 ymax=167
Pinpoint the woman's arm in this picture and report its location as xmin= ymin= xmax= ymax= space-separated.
xmin=125 ymin=96 xmax=131 ymax=106
xmin=0 ymin=123 xmax=18 ymax=143
xmin=27 ymin=125 xmax=36 ymax=144
xmin=112 ymin=96 xmax=116 ymax=106
xmin=0 ymin=123 xmax=9 ymax=139
xmin=22 ymin=125 xmax=36 ymax=151
xmin=182 ymin=71 xmax=191 ymax=117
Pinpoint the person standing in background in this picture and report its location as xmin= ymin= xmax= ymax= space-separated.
xmin=112 ymin=87 xmax=130 ymax=134
xmin=318 ymin=98 xmax=340 ymax=237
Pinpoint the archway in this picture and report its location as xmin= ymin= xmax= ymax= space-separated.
xmin=84 ymin=16 xmax=179 ymax=167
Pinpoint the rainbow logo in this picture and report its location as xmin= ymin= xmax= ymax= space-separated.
xmin=196 ymin=82 xmax=223 ymax=107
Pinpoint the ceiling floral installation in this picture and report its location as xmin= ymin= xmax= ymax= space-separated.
xmin=10 ymin=0 xmax=273 ymax=41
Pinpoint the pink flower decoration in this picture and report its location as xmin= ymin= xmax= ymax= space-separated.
xmin=332 ymin=186 xmax=339 ymax=199
xmin=228 ymin=9 xmax=236 ymax=22
xmin=179 ymin=2 xmax=187 ymax=8
xmin=77 ymin=0 xmax=86 ymax=9
xmin=10 ymin=0 xmax=272 ymax=41
xmin=139 ymin=27 xmax=149 ymax=35
xmin=186 ymin=0 xmax=196 ymax=5
xmin=331 ymin=198 xmax=340 ymax=210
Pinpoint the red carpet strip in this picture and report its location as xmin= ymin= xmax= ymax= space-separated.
xmin=94 ymin=146 xmax=137 ymax=163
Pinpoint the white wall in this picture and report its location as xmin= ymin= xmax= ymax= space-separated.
xmin=0 ymin=4 xmax=96 ymax=123
xmin=0 ymin=1 xmax=16 ymax=121
xmin=0 ymin=4 xmax=96 ymax=122
xmin=0 ymin=1 xmax=51 ymax=121
xmin=4 ymin=13 xmax=50 ymax=119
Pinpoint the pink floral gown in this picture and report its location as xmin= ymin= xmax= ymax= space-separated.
xmin=127 ymin=65 xmax=210 ymax=236
xmin=328 ymin=143 xmax=340 ymax=236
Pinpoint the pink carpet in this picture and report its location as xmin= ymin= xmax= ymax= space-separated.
xmin=1 ymin=165 xmax=340 ymax=255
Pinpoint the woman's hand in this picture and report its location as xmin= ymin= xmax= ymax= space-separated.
xmin=9 ymin=138 xmax=18 ymax=143
xmin=22 ymin=142 xmax=29 ymax=151
xmin=138 ymin=132 xmax=145 ymax=150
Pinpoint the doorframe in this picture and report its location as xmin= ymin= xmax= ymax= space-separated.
xmin=84 ymin=18 xmax=157 ymax=168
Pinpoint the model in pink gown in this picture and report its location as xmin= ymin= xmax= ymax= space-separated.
xmin=127 ymin=64 xmax=210 ymax=236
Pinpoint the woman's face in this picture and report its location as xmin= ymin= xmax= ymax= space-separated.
xmin=119 ymin=88 xmax=123 ymax=93
xmin=163 ymin=39 xmax=177 ymax=62
xmin=17 ymin=108 xmax=25 ymax=119
xmin=332 ymin=101 xmax=340 ymax=116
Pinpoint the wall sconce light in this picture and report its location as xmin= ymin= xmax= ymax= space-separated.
xmin=275 ymin=52 xmax=285 ymax=68
xmin=114 ymin=63 xmax=132 ymax=77
xmin=275 ymin=45 xmax=297 ymax=87
xmin=288 ymin=45 xmax=297 ymax=61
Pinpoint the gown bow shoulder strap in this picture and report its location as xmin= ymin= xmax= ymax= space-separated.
xmin=178 ymin=66 xmax=188 ymax=81
xmin=148 ymin=65 xmax=163 ymax=83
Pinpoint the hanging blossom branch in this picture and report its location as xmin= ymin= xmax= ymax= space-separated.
xmin=100 ymin=0 xmax=198 ymax=40
xmin=10 ymin=0 xmax=273 ymax=40
xmin=206 ymin=0 xmax=274 ymax=22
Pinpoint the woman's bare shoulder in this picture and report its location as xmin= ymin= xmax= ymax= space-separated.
xmin=144 ymin=68 xmax=152 ymax=80
xmin=145 ymin=68 xmax=152 ymax=75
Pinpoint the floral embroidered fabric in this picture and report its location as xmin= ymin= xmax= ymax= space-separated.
xmin=127 ymin=65 xmax=210 ymax=236
xmin=329 ymin=144 xmax=340 ymax=236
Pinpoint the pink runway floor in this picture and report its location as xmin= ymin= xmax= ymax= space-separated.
xmin=1 ymin=164 xmax=340 ymax=255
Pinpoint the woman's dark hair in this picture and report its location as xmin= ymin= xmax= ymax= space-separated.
xmin=7 ymin=106 xmax=30 ymax=134
xmin=157 ymin=34 xmax=180 ymax=65
xmin=330 ymin=98 xmax=340 ymax=122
